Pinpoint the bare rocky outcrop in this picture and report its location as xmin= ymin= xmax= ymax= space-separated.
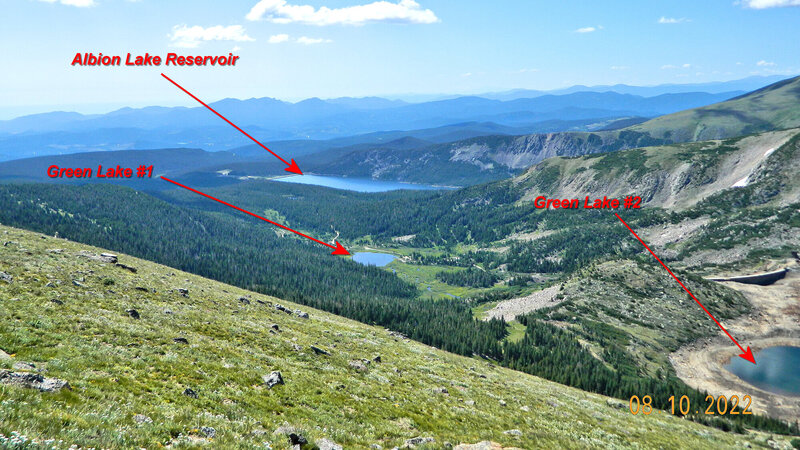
xmin=484 ymin=285 xmax=560 ymax=322
xmin=0 ymin=370 xmax=70 ymax=392
xmin=263 ymin=371 xmax=284 ymax=388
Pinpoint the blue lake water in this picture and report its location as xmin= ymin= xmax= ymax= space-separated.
xmin=352 ymin=252 xmax=396 ymax=267
xmin=725 ymin=346 xmax=800 ymax=395
xmin=274 ymin=175 xmax=446 ymax=193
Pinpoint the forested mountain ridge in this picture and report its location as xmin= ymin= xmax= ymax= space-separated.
xmin=309 ymin=76 xmax=800 ymax=185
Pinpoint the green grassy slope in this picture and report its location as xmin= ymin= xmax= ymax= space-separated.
xmin=630 ymin=75 xmax=800 ymax=141
xmin=0 ymin=224 xmax=781 ymax=449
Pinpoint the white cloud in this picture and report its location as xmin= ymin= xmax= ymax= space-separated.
xmin=610 ymin=65 xmax=629 ymax=70
xmin=246 ymin=0 xmax=439 ymax=26
xmin=231 ymin=46 xmax=242 ymax=52
xmin=169 ymin=25 xmax=255 ymax=48
xmin=575 ymin=26 xmax=597 ymax=33
xmin=268 ymin=33 xmax=290 ymax=43
xmin=297 ymin=36 xmax=332 ymax=44
xmin=741 ymin=0 xmax=800 ymax=8
xmin=757 ymin=60 xmax=776 ymax=66
xmin=661 ymin=63 xmax=691 ymax=69
xmin=38 ymin=0 xmax=95 ymax=7
xmin=658 ymin=16 xmax=689 ymax=24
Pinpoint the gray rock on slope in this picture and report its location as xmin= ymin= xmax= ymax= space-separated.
xmin=404 ymin=437 xmax=435 ymax=448
xmin=310 ymin=346 xmax=330 ymax=356
xmin=183 ymin=388 xmax=198 ymax=398
xmin=349 ymin=360 xmax=368 ymax=372
xmin=0 ymin=271 xmax=12 ymax=283
xmin=263 ymin=371 xmax=284 ymax=388
xmin=0 ymin=370 xmax=71 ymax=392
xmin=317 ymin=438 xmax=343 ymax=450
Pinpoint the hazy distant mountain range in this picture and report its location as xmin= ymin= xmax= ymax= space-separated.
xmin=4 ymin=77 xmax=790 ymax=162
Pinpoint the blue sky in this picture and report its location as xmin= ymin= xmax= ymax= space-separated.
xmin=2 ymin=0 xmax=799 ymax=118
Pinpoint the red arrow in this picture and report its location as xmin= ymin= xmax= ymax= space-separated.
xmin=161 ymin=73 xmax=302 ymax=175
xmin=615 ymin=213 xmax=755 ymax=364
xmin=160 ymin=176 xmax=348 ymax=256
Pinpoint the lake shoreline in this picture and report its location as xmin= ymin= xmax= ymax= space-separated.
xmin=271 ymin=173 xmax=460 ymax=191
xmin=670 ymin=267 xmax=800 ymax=421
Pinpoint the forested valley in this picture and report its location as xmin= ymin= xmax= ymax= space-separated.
xmin=0 ymin=181 xmax=796 ymax=435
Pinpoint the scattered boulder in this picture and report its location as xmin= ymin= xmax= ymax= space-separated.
xmin=72 ymin=280 xmax=84 ymax=287
xmin=183 ymin=388 xmax=198 ymax=398
xmin=0 ymin=370 xmax=70 ymax=392
xmin=176 ymin=288 xmax=189 ymax=296
xmin=291 ymin=344 xmax=302 ymax=352
xmin=115 ymin=263 xmax=137 ymax=273
xmin=404 ymin=437 xmax=434 ymax=448
xmin=134 ymin=286 xmax=149 ymax=292
xmin=239 ymin=297 xmax=251 ymax=305
xmin=370 ymin=445 xmax=383 ymax=449
xmin=199 ymin=427 xmax=216 ymax=439
xmin=432 ymin=387 xmax=449 ymax=395
xmin=0 ymin=272 xmax=12 ymax=283
xmin=100 ymin=253 xmax=118 ymax=263
xmin=270 ymin=324 xmax=280 ymax=331
xmin=12 ymin=362 xmax=36 ymax=371
xmin=288 ymin=432 xmax=308 ymax=447
xmin=498 ymin=400 xmax=507 ymax=407
xmin=520 ymin=405 xmax=530 ymax=412
xmin=349 ymin=360 xmax=368 ymax=372
xmin=317 ymin=438 xmax=343 ymax=450
xmin=274 ymin=425 xmax=299 ymax=435
xmin=464 ymin=400 xmax=475 ymax=406
xmin=173 ymin=337 xmax=189 ymax=344
xmin=133 ymin=414 xmax=153 ymax=424
xmin=50 ymin=299 xmax=64 ymax=306
xmin=295 ymin=310 xmax=309 ymax=319
xmin=310 ymin=346 xmax=330 ymax=356
xmin=606 ymin=399 xmax=626 ymax=410
xmin=263 ymin=371 xmax=284 ymax=389
xmin=275 ymin=304 xmax=291 ymax=313
xmin=373 ymin=355 xmax=382 ymax=363
xmin=503 ymin=430 xmax=522 ymax=436
xmin=126 ymin=309 xmax=140 ymax=320
xmin=0 ymin=349 xmax=10 ymax=360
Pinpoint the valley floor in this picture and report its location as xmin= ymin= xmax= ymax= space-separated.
xmin=670 ymin=264 xmax=800 ymax=422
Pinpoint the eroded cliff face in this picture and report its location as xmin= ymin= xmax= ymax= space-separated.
xmin=447 ymin=129 xmax=675 ymax=171
xmin=516 ymin=128 xmax=800 ymax=209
